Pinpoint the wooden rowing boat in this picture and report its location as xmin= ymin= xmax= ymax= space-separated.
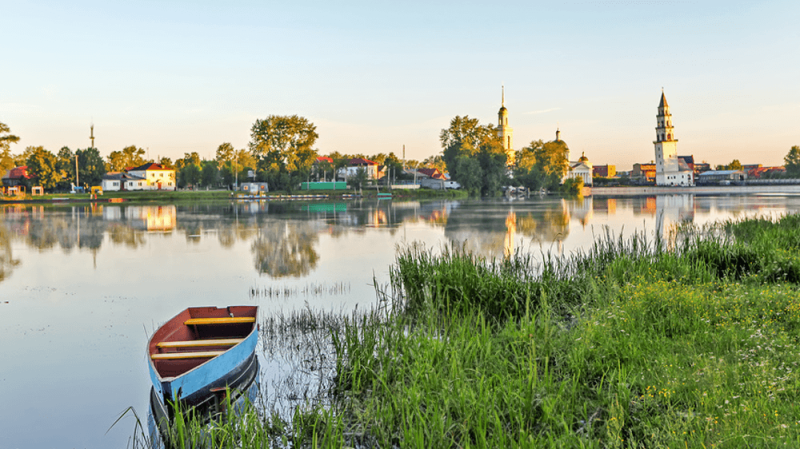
xmin=147 ymin=306 xmax=259 ymax=409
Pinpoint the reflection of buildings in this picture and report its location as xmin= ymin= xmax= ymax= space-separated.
xmin=104 ymin=205 xmax=176 ymax=231
xmin=504 ymin=211 xmax=516 ymax=258
xmin=592 ymin=198 xmax=617 ymax=216
xmin=568 ymin=196 xmax=593 ymax=228
xmin=133 ymin=206 xmax=176 ymax=232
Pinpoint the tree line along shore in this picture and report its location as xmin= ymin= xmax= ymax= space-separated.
xmin=132 ymin=212 xmax=800 ymax=448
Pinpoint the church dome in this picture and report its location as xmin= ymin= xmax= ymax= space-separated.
xmin=578 ymin=152 xmax=589 ymax=163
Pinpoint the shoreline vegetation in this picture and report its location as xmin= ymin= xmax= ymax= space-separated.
xmin=0 ymin=187 xmax=468 ymax=204
xmin=129 ymin=213 xmax=800 ymax=448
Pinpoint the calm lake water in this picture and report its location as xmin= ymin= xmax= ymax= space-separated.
xmin=2 ymin=194 xmax=800 ymax=448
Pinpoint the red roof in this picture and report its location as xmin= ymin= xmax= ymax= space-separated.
xmin=130 ymin=162 xmax=168 ymax=171
xmin=316 ymin=156 xmax=333 ymax=164
xmin=417 ymin=168 xmax=444 ymax=179
xmin=748 ymin=166 xmax=786 ymax=178
xmin=349 ymin=157 xmax=377 ymax=166
xmin=6 ymin=166 xmax=34 ymax=179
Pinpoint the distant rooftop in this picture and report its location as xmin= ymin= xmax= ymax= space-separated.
xmin=698 ymin=170 xmax=745 ymax=176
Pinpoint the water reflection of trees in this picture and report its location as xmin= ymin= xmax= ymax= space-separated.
xmin=252 ymin=221 xmax=320 ymax=278
xmin=0 ymin=205 xmax=174 ymax=252
xmin=516 ymin=207 xmax=570 ymax=242
xmin=0 ymin=224 xmax=20 ymax=282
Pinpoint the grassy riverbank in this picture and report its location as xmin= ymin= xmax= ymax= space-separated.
xmin=2 ymin=187 xmax=467 ymax=203
xmin=140 ymin=214 xmax=800 ymax=448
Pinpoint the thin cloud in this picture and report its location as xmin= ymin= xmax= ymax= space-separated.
xmin=525 ymin=108 xmax=561 ymax=115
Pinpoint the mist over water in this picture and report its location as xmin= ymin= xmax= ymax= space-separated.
xmin=1 ymin=194 xmax=800 ymax=448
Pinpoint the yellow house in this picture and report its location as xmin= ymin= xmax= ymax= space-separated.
xmin=127 ymin=163 xmax=176 ymax=191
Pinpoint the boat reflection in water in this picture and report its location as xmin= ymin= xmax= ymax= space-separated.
xmin=146 ymin=358 xmax=260 ymax=448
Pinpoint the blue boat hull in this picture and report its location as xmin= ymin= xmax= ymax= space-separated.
xmin=147 ymin=306 xmax=259 ymax=405
xmin=149 ymin=354 xmax=260 ymax=444
xmin=149 ymin=329 xmax=258 ymax=403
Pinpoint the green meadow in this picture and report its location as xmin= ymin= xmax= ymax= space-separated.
xmin=137 ymin=213 xmax=800 ymax=448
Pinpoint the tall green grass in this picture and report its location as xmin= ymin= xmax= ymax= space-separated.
xmin=126 ymin=213 xmax=800 ymax=448
xmin=329 ymin=214 xmax=800 ymax=447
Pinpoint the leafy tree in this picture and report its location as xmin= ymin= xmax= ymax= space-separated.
xmin=201 ymin=161 xmax=219 ymax=187
xmin=726 ymin=159 xmax=743 ymax=171
xmin=215 ymin=142 xmax=235 ymax=167
xmin=314 ymin=158 xmax=334 ymax=182
xmin=76 ymin=147 xmax=107 ymax=187
xmin=179 ymin=164 xmax=201 ymax=188
xmin=514 ymin=139 xmax=569 ymax=191
xmin=347 ymin=167 xmax=368 ymax=193
xmin=0 ymin=122 xmax=20 ymax=175
xmin=784 ymin=146 xmax=800 ymax=177
xmin=13 ymin=146 xmax=36 ymax=168
xmin=536 ymin=140 xmax=570 ymax=189
xmin=439 ymin=116 xmax=492 ymax=154
xmin=333 ymin=156 xmax=351 ymax=182
xmin=383 ymin=152 xmax=405 ymax=183
xmin=479 ymin=143 xmax=509 ymax=196
xmin=216 ymin=145 xmax=255 ymax=187
xmin=175 ymin=152 xmax=201 ymax=171
xmin=559 ymin=177 xmax=584 ymax=196
xmin=159 ymin=157 xmax=174 ymax=169
xmin=371 ymin=153 xmax=388 ymax=166
xmin=450 ymin=156 xmax=483 ymax=195
xmin=249 ymin=115 xmax=319 ymax=173
xmin=24 ymin=146 xmax=61 ymax=190
xmin=422 ymin=155 xmax=447 ymax=173
xmin=514 ymin=140 xmax=545 ymax=190
xmin=107 ymin=145 xmax=147 ymax=172
xmin=56 ymin=146 xmax=75 ymax=190
xmin=439 ymin=115 xmax=507 ymax=196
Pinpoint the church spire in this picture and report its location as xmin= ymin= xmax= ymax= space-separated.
xmin=659 ymin=88 xmax=668 ymax=108
xmin=496 ymin=86 xmax=513 ymax=165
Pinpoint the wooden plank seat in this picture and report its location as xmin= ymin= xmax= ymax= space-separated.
xmin=184 ymin=317 xmax=256 ymax=325
xmin=151 ymin=351 xmax=226 ymax=360
xmin=157 ymin=338 xmax=244 ymax=349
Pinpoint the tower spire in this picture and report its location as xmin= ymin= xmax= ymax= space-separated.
xmin=90 ymin=122 xmax=95 ymax=148
xmin=497 ymin=85 xmax=513 ymax=165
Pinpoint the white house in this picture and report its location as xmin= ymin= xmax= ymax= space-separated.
xmin=126 ymin=163 xmax=176 ymax=190
xmin=101 ymin=172 xmax=147 ymax=191
xmin=338 ymin=158 xmax=381 ymax=180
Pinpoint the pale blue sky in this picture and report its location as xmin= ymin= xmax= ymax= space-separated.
xmin=2 ymin=0 xmax=798 ymax=169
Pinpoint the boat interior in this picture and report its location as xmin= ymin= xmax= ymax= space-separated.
xmin=149 ymin=306 xmax=257 ymax=378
